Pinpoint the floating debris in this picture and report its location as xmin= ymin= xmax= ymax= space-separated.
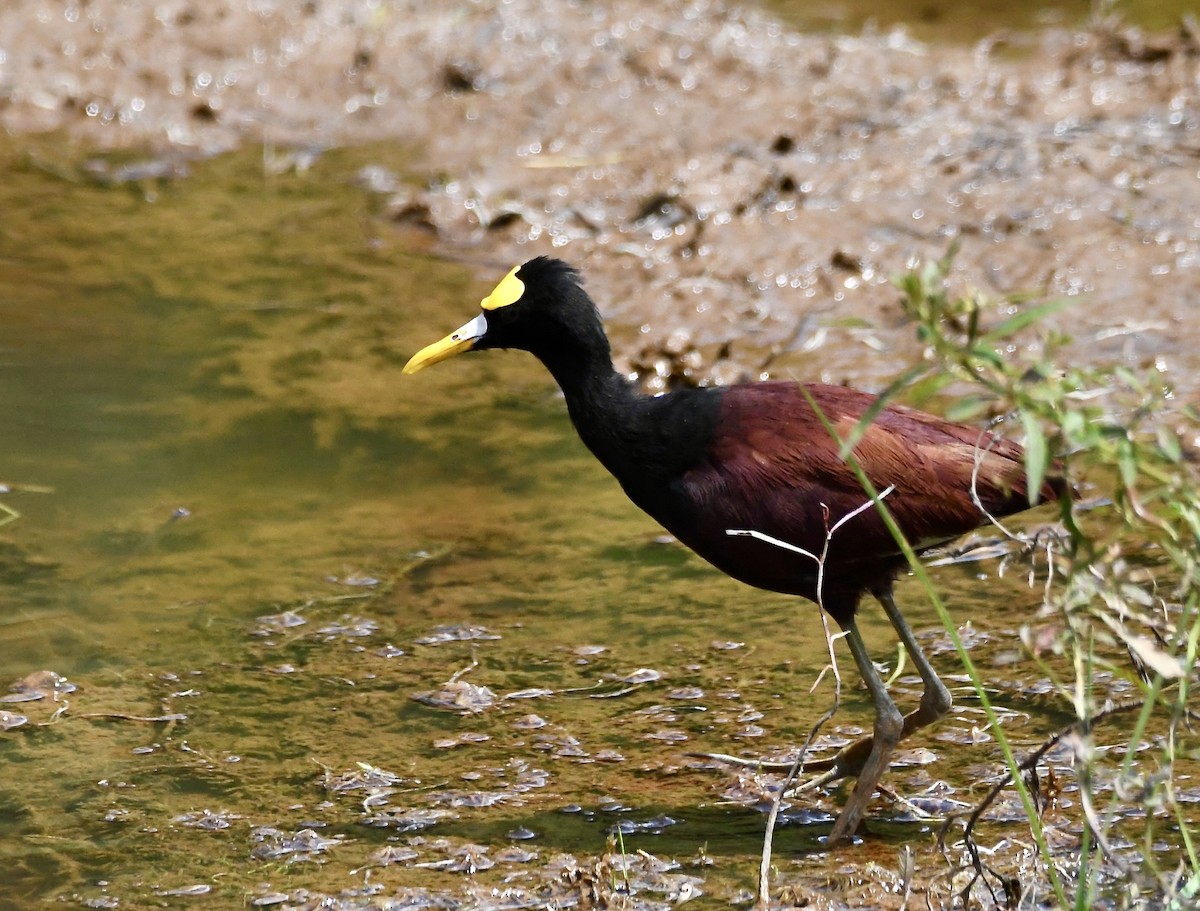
xmin=79 ymin=897 xmax=119 ymax=910
xmin=251 ymin=892 xmax=291 ymax=906
xmin=610 ymin=814 xmax=680 ymax=835
xmin=152 ymin=884 xmax=212 ymax=897
xmin=0 ymin=710 xmax=28 ymax=730
xmin=893 ymin=747 xmax=940 ymax=768
xmin=513 ymin=713 xmax=547 ymax=730
xmin=415 ymin=843 xmax=494 ymax=874
xmin=249 ymin=826 xmax=344 ymax=862
xmin=364 ymin=807 xmax=453 ymax=831
xmin=415 ymin=624 xmax=501 ymax=645
xmin=533 ymin=732 xmax=588 ymax=759
xmin=511 ymin=766 xmax=551 ymax=792
xmin=325 ymin=571 xmax=380 ymax=587
xmin=255 ymin=610 xmax=307 ymax=631
xmin=323 ymin=762 xmax=417 ymax=811
xmin=495 ymin=845 xmax=538 ymax=864
xmin=371 ymin=844 xmax=420 ymax=865
xmin=427 ymin=789 xmax=510 ymax=809
xmin=339 ymin=762 xmax=406 ymax=789
xmin=645 ymin=729 xmax=689 ymax=743
xmin=316 ymin=615 xmax=380 ymax=639
xmin=412 ymin=680 xmax=498 ymax=714
xmin=174 ymin=809 xmax=242 ymax=830
xmin=433 ymin=731 xmax=491 ymax=749
xmin=2 ymin=670 xmax=76 ymax=703
xmin=501 ymin=687 xmax=553 ymax=701
xmin=926 ymin=538 xmax=1018 ymax=565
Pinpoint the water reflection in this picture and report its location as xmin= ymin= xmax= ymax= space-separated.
xmin=0 ymin=138 xmax=1095 ymax=906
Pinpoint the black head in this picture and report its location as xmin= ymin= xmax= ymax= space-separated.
xmin=404 ymin=257 xmax=611 ymax=376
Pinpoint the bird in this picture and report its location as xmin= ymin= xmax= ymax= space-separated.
xmin=404 ymin=256 xmax=1064 ymax=844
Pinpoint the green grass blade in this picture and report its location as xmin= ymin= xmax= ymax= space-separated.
xmin=1021 ymin=410 xmax=1048 ymax=505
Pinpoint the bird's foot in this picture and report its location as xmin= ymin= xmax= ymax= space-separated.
xmin=684 ymin=750 xmax=799 ymax=771
xmin=686 ymin=735 xmax=880 ymax=788
xmin=792 ymin=734 xmax=877 ymax=792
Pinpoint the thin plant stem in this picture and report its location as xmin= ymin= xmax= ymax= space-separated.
xmin=799 ymin=385 xmax=1070 ymax=909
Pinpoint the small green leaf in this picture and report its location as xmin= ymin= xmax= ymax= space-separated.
xmin=1114 ymin=366 xmax=1147 ymax=393
xmin=945 ymin=395 xmax=991 ymax=422
xmin=981 ymin=298 xmax=1072 ymax=343
xmin=1020 ymin=410 xmax=1048 ymax=505
xmin=1061 ymin=410 xmax=1086 ymax=444
xmin=904 ymin=371 xmax=955 ymax=406
xmin=968 ymin=345 xmax=1003 ymax=367
xmin=1117 ymin=436 xmax=1138 ymax=489
xmin=1180 ymin=504 xmax=1200 ymax=542
xmin=1155 ymin=425 xmax=1182 ymax=463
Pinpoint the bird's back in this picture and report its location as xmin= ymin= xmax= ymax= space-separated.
xmin=634 ymin=382 xmax=1061 ymax=622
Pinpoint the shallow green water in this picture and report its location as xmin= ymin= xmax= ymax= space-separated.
xmin=0 ymin=136 xmax=1153 ymax=909
xmin=768 ymin=0 xmax=1195 ymax=42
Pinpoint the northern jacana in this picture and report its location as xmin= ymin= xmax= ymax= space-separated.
xmin=405 ymin=257 xmax=1063 ymax=843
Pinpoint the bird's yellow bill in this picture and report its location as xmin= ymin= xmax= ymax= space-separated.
xmin=403 ymin=313 xmax=488 ymax=374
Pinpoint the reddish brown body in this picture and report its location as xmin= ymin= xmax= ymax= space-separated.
xmin=658 ymin=383 xmax=1061 ymax=624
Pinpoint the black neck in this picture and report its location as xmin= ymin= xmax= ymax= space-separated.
xmin=544 ymin=347 xmax=650 ymax=471
xmin=539 ymin=345 xmax=719 ymax=507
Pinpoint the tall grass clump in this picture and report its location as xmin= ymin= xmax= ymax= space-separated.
xmin=894 ymin=248 xmax=1199 ymax=910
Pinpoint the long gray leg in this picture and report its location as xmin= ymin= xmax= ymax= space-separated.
xmin=798 ymin=586 xmax=952 ymax=785
xmin=827 ymin=620 xmax=904 ymax=844
xmin=874 ymin=584 xmax=952 ymax=730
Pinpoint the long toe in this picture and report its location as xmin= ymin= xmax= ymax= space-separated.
xmin=827 ymin=729 xmax=900 ymax=843
xmin=793 ymin=735 xmax=877 ymax=788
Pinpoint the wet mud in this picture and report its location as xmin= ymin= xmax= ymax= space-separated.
xmin=3 ymin=0 xmax=1199 ymax=394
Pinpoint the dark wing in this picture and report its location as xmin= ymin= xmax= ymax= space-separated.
xmin=682 ymin=382 xmax=1058 ymax=560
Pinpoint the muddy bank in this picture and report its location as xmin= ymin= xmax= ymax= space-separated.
xmin=2 ymin=0 xmax=1199 ymax=392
